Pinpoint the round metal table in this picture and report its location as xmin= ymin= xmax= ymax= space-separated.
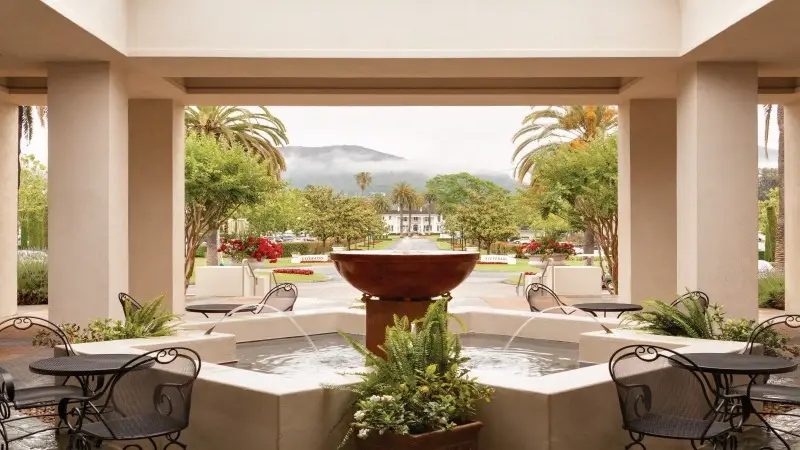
xmin=572 ymin=302 xmax=643 ymax=318
xmin=184 ymin=303 xmax=255 ymax=318
xmin=683 ymin=352 xmax=798 ymax=449
xmin=30 ymin=354 xmax=152 ymax=377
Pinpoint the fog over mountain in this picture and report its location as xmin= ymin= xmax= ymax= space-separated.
xmin=281 ymin=145 xmax=520 ymax=194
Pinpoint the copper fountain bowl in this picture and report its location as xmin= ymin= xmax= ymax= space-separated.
xmin=330 ymin=250 xmax=479 ymax=299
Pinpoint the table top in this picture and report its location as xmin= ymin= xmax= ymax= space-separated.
xmin=185 ymin=303 xmax=254 ymax=314
xmin=29 ymin=354 xmax=151 ymax=377
xmin=682 ymin=352 xmax=798 ymax=375
xmin=572 ymin=302 xmax=644 ymax=312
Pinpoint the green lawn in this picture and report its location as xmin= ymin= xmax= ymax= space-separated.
xmin=473 ymin=261 xmax=533 ymax=273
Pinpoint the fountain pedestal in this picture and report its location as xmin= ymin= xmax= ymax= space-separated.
xmin=330 ymin=250 xmax=479 ymax=358
xmin=366 ymin=299 xmax=435 ymax=357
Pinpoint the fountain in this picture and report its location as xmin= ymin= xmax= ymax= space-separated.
xmin=330 ymin=247 xmax=479 ymax=356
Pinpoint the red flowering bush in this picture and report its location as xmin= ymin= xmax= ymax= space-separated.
xmin=520 ymin=240 xmax=575 ymax=258
xmin=218 ymin=236 xmax=282 ymax=263
xmin=274 ymin=268 xmax=314 ymax=275
xmin=524 ymin=271 xmax=538 ymax=275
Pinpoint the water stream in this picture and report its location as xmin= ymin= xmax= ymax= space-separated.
xmin=204 ymin=303 xmax=320 ymax=353
xmin=502 ymin=305 xmax=613 ymax=353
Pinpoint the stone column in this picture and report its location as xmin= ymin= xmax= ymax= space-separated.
xmin=128 ymin=100 xmax=185 ymax=314
xmin=618 ymin=99 xmax=678 ymax=304
xmin=0 ymin=102 xmax=18 ymax=317
xmin=784 ymin=102 xmax=800 ymax=313
xmin=48 ymin=63 xmax=129 ymax=324
xmin=676 ymin=62 xmax=758 ymax=320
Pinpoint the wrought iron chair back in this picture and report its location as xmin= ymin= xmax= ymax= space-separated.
xmin=117 ymin=292 xmax=143 ymax=314
xmin=0 ymin=316 xmax=76 ymax=390
xmin=743 ymin=314 xmax=800 ymax=357
xmin=68 ymin=347 xmax=201 ymax=446
xmin=257 ymin=282 xmax=299 ymax=313
xmin=609 ymin=345 xmax=741 ymax=447
xmin=670 ymin=291 xmax=710 ymax=312
xmin=525 ymin=283 xmax=570 ymax=314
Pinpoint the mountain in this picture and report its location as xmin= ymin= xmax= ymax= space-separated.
xmin=280 ymin=145 xmax=520 ymax=194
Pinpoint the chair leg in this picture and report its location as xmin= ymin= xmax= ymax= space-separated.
xmin=625 ymin=432 xmax=646 ymax=450
xmin=164 ymin=432 xmax=187 ymax=449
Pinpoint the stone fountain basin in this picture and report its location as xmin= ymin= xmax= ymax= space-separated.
xmin=329 ymin=250 xmax=479 ymax=299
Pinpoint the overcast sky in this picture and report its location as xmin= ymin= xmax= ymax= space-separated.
xmin=22 ymin=106 xmax=779 ymax=170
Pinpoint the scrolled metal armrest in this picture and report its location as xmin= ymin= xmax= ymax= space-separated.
xmin=0 ymin=366 xmax=15 ymax=402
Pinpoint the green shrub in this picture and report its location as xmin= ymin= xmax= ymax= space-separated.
xmin=758 ymin=273 xmax=785 ymax=309
xmin=195 ymin=245 xmax=207 ymax=258
xmin=623 ymin=298 xmax=795 ymax=356
xmin=17 ymin=258 xmax=48 ymax=305
xmin=758 ymin=250 xmax=766 ymax=261
xmin=765 ymin=205 xmax=777 ymax=262
xmin=34 ymin=296 xmax=178 ymax=346
xmin=280 ymin=241 xmax=330 ymax=255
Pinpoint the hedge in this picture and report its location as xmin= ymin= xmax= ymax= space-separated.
xmin=195 ymin=246 xmax=208 ymax=258
xmin=279 ymin=242 xmax=331 ymax=255
xmin=18 ymin=258 xmax=48 ymax=305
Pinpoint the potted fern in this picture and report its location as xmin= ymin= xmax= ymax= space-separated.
xmin=333 ymin=299 xmax=493 ymax=450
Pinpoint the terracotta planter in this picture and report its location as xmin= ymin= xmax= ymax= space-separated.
xmin=355 ymin=422 xmax=483 ymax=450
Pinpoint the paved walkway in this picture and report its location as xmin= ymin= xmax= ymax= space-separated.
xmin=385 ymin=237 xmax=439 ymax=251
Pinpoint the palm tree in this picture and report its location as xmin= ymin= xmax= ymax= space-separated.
xmin=390 ymin=182 xmax=417 ymax=234
xmin=764 ymin=104 xmax=785 ymax=269
xmin=371 ymin=193 xmax=391 ymax=214
xmin=186 ymin=106 xmax=289 ymax=266
xmin=185 ymin=106 xmax=289 ymax=176
xmin=512 ymin=105 xmax=618 ymax=253
xmin=354 ymin=172 xmax=373 ymax=196
xmin=423 ymin=192 xmax=437 ymax=233
xmin=17 ymin=106 xmax=47 ymax=190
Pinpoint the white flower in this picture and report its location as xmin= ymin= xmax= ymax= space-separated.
xmin=369 ymin=395 xmax=381 ymax=402
xmin=381 ymin=395 xmax=393 ymax=401
xmin=354 ymin=410 xmax=365 ymax=421
xmin=358 ymin=429 xmax=369 ymax=439
xmin=439 ymin=417 xmax=448 ymax=424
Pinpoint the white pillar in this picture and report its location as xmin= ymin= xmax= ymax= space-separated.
xmin=48 ymin=63 xmax=128 ymax=324
xmin=0 ymin=103 xmax=18 ymax=317
xmin=618 ymin=99 xmax=677 ymax=304
xmin=677 ymin=62 xmax=758 ymax=320
xmin=128 ymin=100 xmax=185 ymax=314
xmin=784 ymin=102 xmax=800 ymax=313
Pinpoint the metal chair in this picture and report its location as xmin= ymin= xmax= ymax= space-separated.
xmin=609 ymin=345 xmax=743 ymax=450
xmin=117 ymin=292 xmax=143 ymax=314
xmin=670 ymin=291 xmax=710 ymax=312
xmin=0 ymin=316 xmax=84 ymax=446
xmin=525 ymin=283 xmax=572 ymax=314
xmin=729 ymin=314 xmax=800 ymax=436
xmin=62 ymin=347 xmax=201 ymax=450
xmin=254 ymin=282 xmax=299 ymax=313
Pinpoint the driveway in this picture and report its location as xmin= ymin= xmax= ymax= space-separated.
xmin=386 ymin=238 xmax=439 ymax=251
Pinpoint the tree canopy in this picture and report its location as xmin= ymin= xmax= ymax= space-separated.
xmin=528 ymin=134 xmax=619 ymax=291
xmin=241 ymin=186 xmax=303 ymax=235
xmin=449 ymin=189 xmax=517 ymax=250
xmin=425 ymin=173 xmax=507 ymax=217
xmin=18 ymin=154 xmax=48 ymax=249
xmin=184 ymin=132 xmax=274 ymax=287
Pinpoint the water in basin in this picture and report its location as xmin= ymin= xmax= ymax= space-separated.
xmin=234 ymin=333 xmax=579 ymax=377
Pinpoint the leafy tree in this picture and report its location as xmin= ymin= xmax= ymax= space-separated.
xmin=528 ymin=135 xmax=619 ymax=292
xmin=299 ymin=186 xmax=339 ymax=245
xmin=18 ymin=155 xmax=48 ymax=249
xmin=354 ymin=172 xmax=373 ymax=196
xmin=184 ymin=133 xmax=273 ymax=288
xmin=759 ymin=188 xmax=780 ymax=234
xmin=371 ymin=193 xmax=392 ymax=214
xmin=185 ymin=106 xmax=288 ymax=265
xmin=240 ymin=185 xmax=299 ymax=235
xmin=425 ymin=173 xmax=507 ymax=218
xmin=450 ymin=189 xmax=517 ymax=251
xmin=763 ymin=104 xmax=785 ymax=269
xmin=390 ymin=182 xmax=418 ymax=233
xmin=511 ymin=189 xmax=569 ymax=232
xmin=512 ymin=105 xmax=617 ymax=253
xmin=758 ymin=168 xmax=779 ymax=201
xmin=17 ymin=106 xmax=47 ymax=190
xmin=331 ymin=197 xmax=386 ymax=249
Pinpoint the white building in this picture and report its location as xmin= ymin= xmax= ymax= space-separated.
xmin=383 ymin=210 xmax=444 ymax=234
